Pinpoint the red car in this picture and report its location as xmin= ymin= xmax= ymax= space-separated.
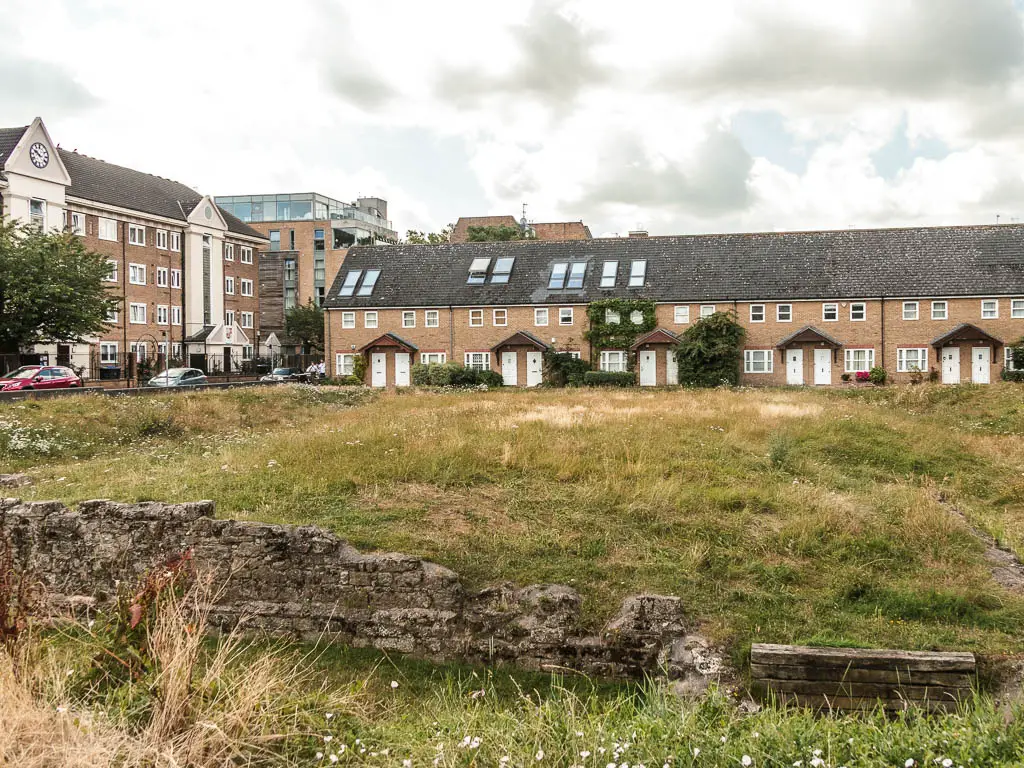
xmin=0 ymin=365 xmax=83 ymax=391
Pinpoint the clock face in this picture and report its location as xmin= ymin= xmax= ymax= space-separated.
xmin=29 ymin=142 xmax=49 ymax=169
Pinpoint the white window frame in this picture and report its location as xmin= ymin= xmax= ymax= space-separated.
xmin=464 ymin=352 xmax=491 ymax=370
xmin=170 ymin=269 xmax=182 ymax=289
xmin=559 ymin=307 xmax=574 ymax=325
xmin=106 ymin=308 xmax=118 ymax=323
xmin=897 ymin=347 xmax=928 ymax=373
xmin=931 ymin=300 xmax=948 ymax=320
xmin=240 ymin=279 xmax=253 ymax=297
xmin=336 ymin=353 xmax=355 ymax=377
xmin=98 ymin=217 xmax=117 ymax=242
xmin=630 ymin=310 xmax=644 ymax=325
xmin=342 ymin=312 xmax=356 ymax=329
xmin=99 ymin=342 xmax=118 ymax=364
xmin=224 ymin=243 xmax=235 ymax=261
xmin=749 ymin=304 xmax=766 ymax=323
xmin=402 ymin=311 xmax=416 ymax=328
xmin=1012 ymin=299 xmax=1024 ymax=319
xmin=776 ymin=304 xmax=792 ymax=322
xmin=822 ymin=303 xmax=839 ymax=322
xmin=534 ymin=308 xmax=549 ymax=326
xmin=364 ymin=311 xmax=378 ymax=329
xmin=69 ymin=212 xmax=85 ymax=236
xmin=674 ymin=306 xmax=690 ymax=324
xmin=156 ymin=305 xmax=169 ymax=326
xmin=493 ymin=309 xmax=507 ymax=326
xmin=240 ymin=247 xmax=253 ymax=264
xmin=129 ymin=303 xmax=147 ymax=325
xmin=155 ymin=229 xmax=168 ymax=249
xmin=105 ymin=260 xmax=118 ymax=283
xmin=600 ymin=261 xmax=618 ymax=288
xmin=700 ymin=304 xmax=716 ymax=319
xmin=171 ymin=306 xmax=182 ymax=325
xmin=605 ymin=309 xmax=621 ymax=324
xmin=850 ymin=302 xmax=866 ymax=321
xmin=1006 ymin=347 xmax=1022 ymax=371
xmin=156 ymin=267 xmax=168 ymax=287
xmin=425 ymin=310 xmax=440 ymax=327
xmin=844 ymin=348 xmax=876 ymax=373
xmin=241 ymin=311 xmax=254 ymax=329
xmin=599 ymin=350 xmax=628 ymax=372
xmin=902 ymin=301 xmax=919 ymax=321
xmin=225 ymin=276 xmax=235 ymax=295
xmin=169 ymin=232 xmax=181 ymax=251
xmin=421 ymin=352 xmax=447 ymax=365
xmin=561 ymin=351 xmax=582 ymax=359
xmin=744 ymin=349 xmax=774 ymax=374
xmin=628 ymin=260 xmax=646 ymax=287
xmin=128 ymin=224 xmax=146 ymax=246
xmin=982 ymin=300 xmax=999 ymax=319
xmin=225 ymin=310 xmax=235 ymax=327
xmin=129 ymin=263 xmax=146 ymax=286
xmin=469 ymin=309 xmax=483 ymax=327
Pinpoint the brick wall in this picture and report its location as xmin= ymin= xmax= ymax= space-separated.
xmin=0 ymin=498 xmax=724 ymax=683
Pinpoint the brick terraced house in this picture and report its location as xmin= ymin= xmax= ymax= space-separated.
xmin=0 ymin=118 xmax=267 ymax=379
xmin=324 ymin=226 xmax=1024 ymax=387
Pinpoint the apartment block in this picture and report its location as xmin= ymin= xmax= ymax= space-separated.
xmin=0 ymin=117 xmax=267 ymax=377
xmin=324 ymin=226 xmax=1024 ymax=387
xmin=215 ymin=193 xmax=398 ymax=350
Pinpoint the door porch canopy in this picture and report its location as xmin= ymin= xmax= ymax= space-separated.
xmin=358 ymin=332 xmax=419 ymax=355
xmin=775 ymin=325 xmax=843 ymax=362
xmin=629 ymin=328 xmax=680 ymax=350
xmin=931 ymin=323 xmax=1003 ymax=349
xmin=491 ymin=330 xmax=552 ymax=353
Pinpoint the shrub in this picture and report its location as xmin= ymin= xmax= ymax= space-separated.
xmin=908 ymin=368 xmax=924 ymax=385
xmin=675 ymin=311 xmax=745 ymax=387
xmin=855 ymin=371 xmax=870 ymax=382
xmin=1002 ymin=368 xmax=1024 ymax=382
xmin=413 ymin=362 xmax=503 ymax=388
xmin=583 ymin=371 xmax=634 ymax=387
xmin=840 ymin=373 xmax=852 ymax=382
xmin=869 ymin=366 xmax=888 ymax=385
xmin=929 ymin=367 xmax=940 ymax=382
xmin=352 ymin=355 xmax=367 ymax=382
xmin=544 ymin=352 xmax=590 ymax=387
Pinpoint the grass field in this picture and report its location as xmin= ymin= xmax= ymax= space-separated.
xmin=4 ymin=382 xmax=1024 ymax=663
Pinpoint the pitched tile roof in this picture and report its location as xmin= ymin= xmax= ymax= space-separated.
xmin=57 ymin=149 xmax=263 ymax=239
xmin=930 ymin=322 xmax=1004 ymax=347
xmin=775 ymin=325 xmax=843 ymax=348
xmin=631 ymin=328 xmax=680 ymax=349
xmin=492 ymin=330 xmax=552 ymax=351
xmin=0 ymin=126 xmax=28 ymax=180
xmin=325 ymin=224 xmax=1024 ymax=310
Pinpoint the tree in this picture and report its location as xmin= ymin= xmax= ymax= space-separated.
xmin=405 ymin=223 xmax=454 ymax=245
xmin=0 ymin=219 xmax=120 ymax=356
xmin=284 ymin=299 xmax=324 ymax=355
xmin=466 ymin=224 xmax=532 ymax=242
xmin=675 ymin=311 xmax=746 ymax=387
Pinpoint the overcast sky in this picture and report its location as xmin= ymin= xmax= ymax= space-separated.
xmin=5 ymin=0 xmax=1024 ymax=237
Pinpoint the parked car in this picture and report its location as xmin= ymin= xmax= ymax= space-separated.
xmin=0 ymin=365 xmax=82 ymax=391
xmin=259 ymin=367 xmax=309 ymax=383
xmin=146 ymin=368 xmax=208 ymax=388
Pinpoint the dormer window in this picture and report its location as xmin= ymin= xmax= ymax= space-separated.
xmin=357 ymin=269 xmax=381 ymax=296
xmin=629 ymin=260 xmax=647 ymax=287
xmin=490 ymin=257 xmax=515 ymax=284
xmin=468 ymin=258 xmax=490 ymax=284
xmin=339 ymin=270 xmax=362 ymax=296
xmin=600 ymin=261 xmax=618 ymax=288
xmin=566 ymin=262 xmax=586 ymax=290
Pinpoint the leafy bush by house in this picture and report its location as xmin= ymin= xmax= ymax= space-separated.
xmin=544 ymin=352 xmax=591 ymax=387
xmin=869 ymin=366 xmax=888 ymax=385
xmin=675 ymin=311 xmax=746 ymax=387
xmin=583 ymin=371 xmax=634 ymax=387
xmin=855 ymin=371 xmax=870 ymax=382
xmin=411 ymin=362 xmax=503 ymax=388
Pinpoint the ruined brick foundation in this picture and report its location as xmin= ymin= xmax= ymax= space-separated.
xmin=0 ymin=499 xmax=725 ymax=684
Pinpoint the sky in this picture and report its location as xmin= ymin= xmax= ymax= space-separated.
xmin=5 ymin=0 xmax=1024 ymax=238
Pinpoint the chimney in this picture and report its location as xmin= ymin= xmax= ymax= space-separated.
xmin=628 ymin=229 xmax=649 ymax=238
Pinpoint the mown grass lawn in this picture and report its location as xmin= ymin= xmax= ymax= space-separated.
xmin=5 ymin=383 xmax=1024 ymax=661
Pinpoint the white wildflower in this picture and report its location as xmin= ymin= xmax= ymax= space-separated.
xmin=536 ymin=748 xmax=544 ymax=760
xmin=943 ymin=761 xmax=953 ymax=768
xmin=391 ymin=680 xmax=400 ymax=689
xmin=743 ymin=757 xmax=753 ymax=767
xmin=329 ymin=755 xmax=338 ymax=764
xmin=316 ymin=752 xmax=323 ymax=759
xmin=906 ymin=761 xmax=916 ymax=768
xmin=811 ymin=759 xmax=824 ymax=768
xmin=325 ymin=712 xmax=333 ymax=720
xmin=694 ymin=748 xmax=701 ymax=757
xmin=403 ymin=761 xmax=412 ymax=768
xmin=582 ymin=751 xmax=592 ymax=758
xmin=55 ymin=706 xmax=68 ymax=714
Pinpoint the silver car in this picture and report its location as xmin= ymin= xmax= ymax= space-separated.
xmin=146 ymin=368 xmax=208 ymax=388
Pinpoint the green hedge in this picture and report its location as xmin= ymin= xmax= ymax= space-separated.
xmin=544 ymin=352 xmax=591 ymax=387
xmin=583 ymin=371 xmax=635 ymax=387
xmin=411 ymin=362 xmax=504 ymax=388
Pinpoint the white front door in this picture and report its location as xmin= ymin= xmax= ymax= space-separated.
xmin=813 ymin=349 xmax=831 ymax=385
xmin=787 ymin=349 xmax=804 ymax=385
xmin=501 ymin=351 xmax=518 ymax=386
xmin=942 ymin=347 xmax=960 ymax=384
xmin=371 ymin=352 xmax=387 ymax=388
xmin=972 ymin=346 xmax=991 ymax=384
xmin=666 ymin=350 xmax=678 ymax=385
xmin=639 ymin=350 xmax=657 ymax=386
xmin=395 ymin=352 xmax=411 ymax=387
xmin=526 ymin=351 xmax=543 ymax=387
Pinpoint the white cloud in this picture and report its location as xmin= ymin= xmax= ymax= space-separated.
xmin=7 ymin=0 xmax=1024 ymax=236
